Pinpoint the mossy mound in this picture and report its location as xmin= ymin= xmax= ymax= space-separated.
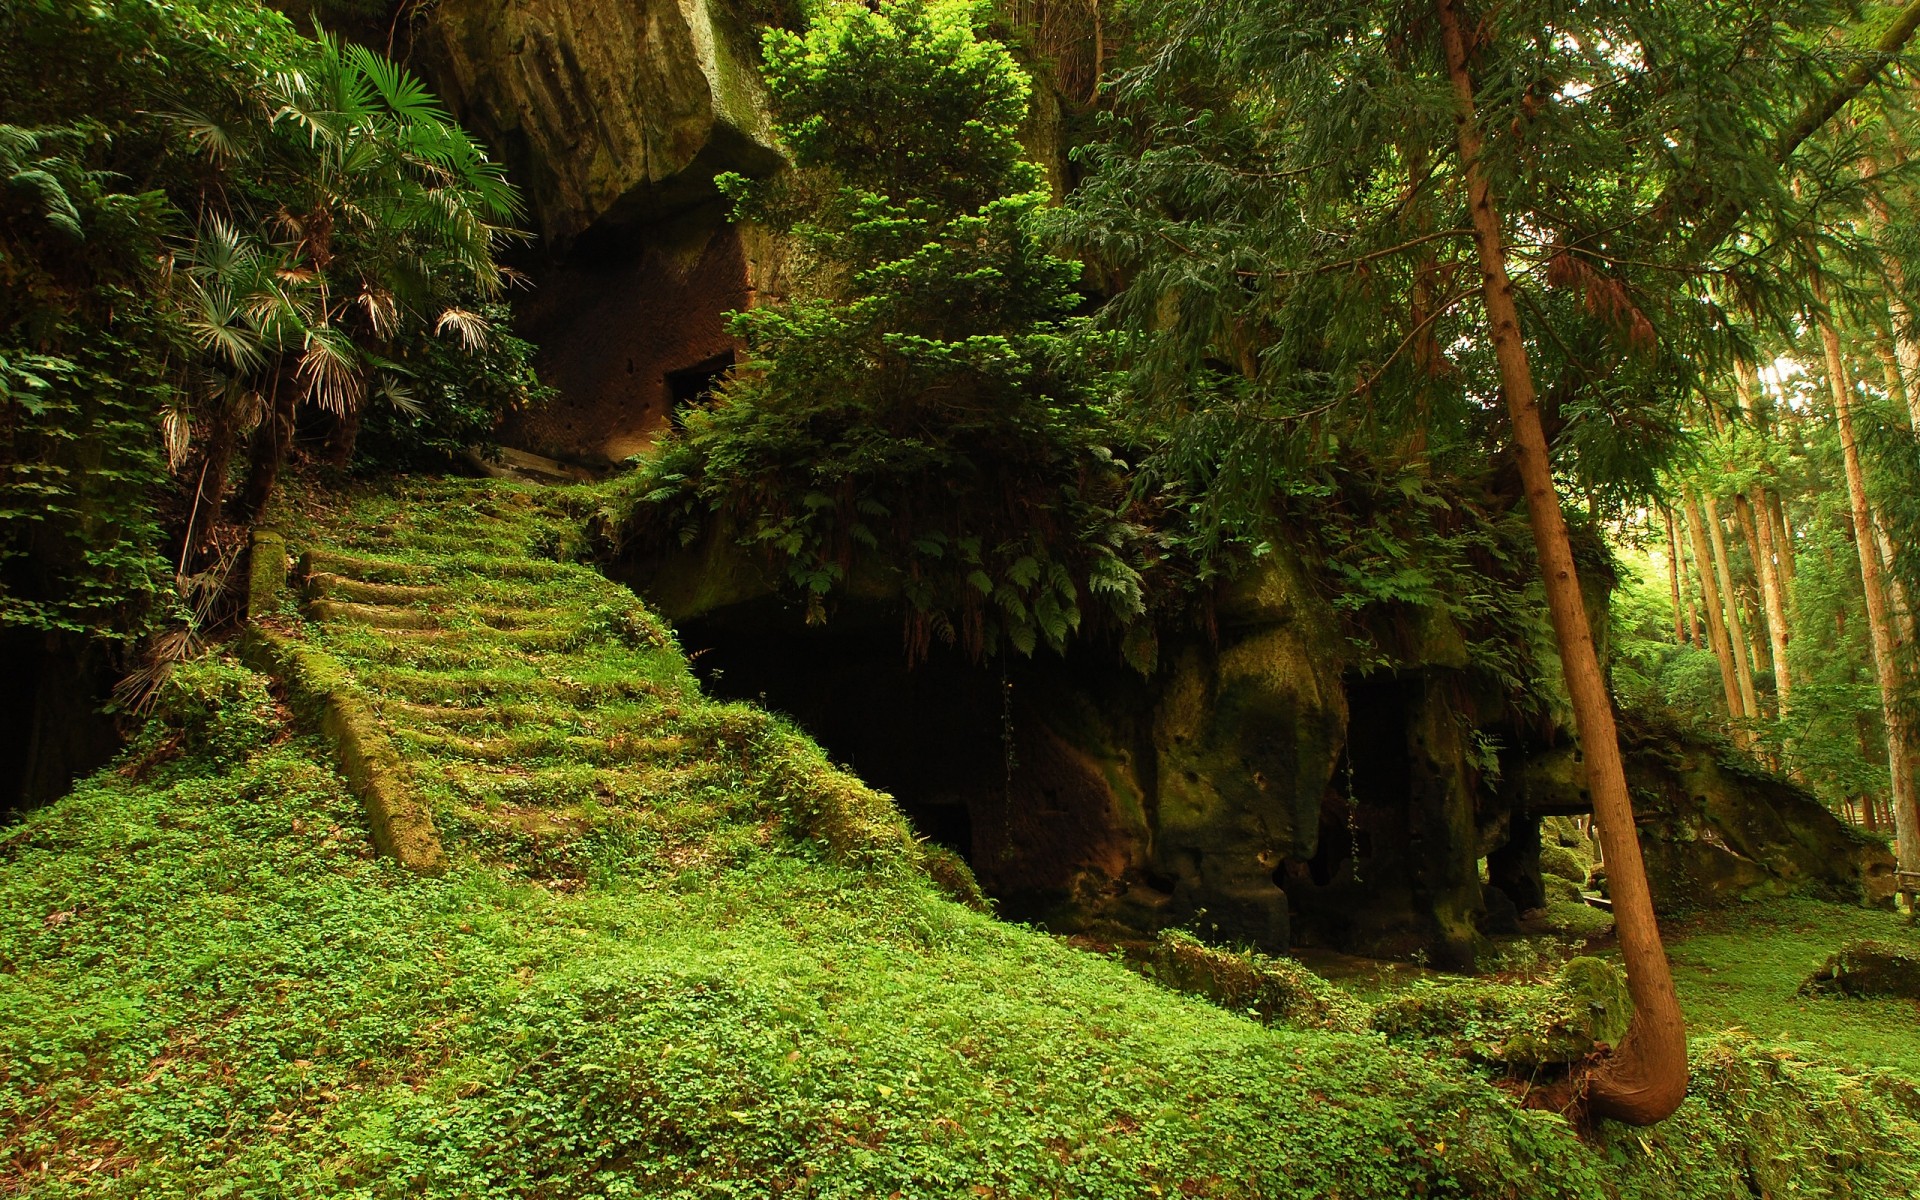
xmin=1124 ymin=929 xmax=1372 ymax=1033
xmin=1371 ymin=956 xmax=1633 ymax=1067
xmin=1802 ymin=940 xmax=1920 ymax=1000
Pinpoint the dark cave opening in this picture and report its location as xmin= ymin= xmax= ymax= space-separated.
xmin=673 ymin=599 xmax=1151 ymax=924
xmin=665 ymin=349 xmax=737 ymax=418
xmin=677 ymin=601 xmax=1006 ymax=864
xmin=1281 ymin=674 xmax=1423 ymax=951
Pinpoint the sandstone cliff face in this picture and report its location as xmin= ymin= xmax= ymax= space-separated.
xmin=416 ymin=0 xmax=783 ymax=246
xmin=413 ymin=0 xmax=789 ymax=465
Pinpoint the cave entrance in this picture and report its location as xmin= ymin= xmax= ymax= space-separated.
xmin=677 ymin=602 xmax=1005 ymax=864
xmin=1284 ymin=674 xmax=1419 ymax=949
xmin=673 ymin=599 xmax=1144 ymax=923
xmin=665 ymin=349 xmax=736 ymax=419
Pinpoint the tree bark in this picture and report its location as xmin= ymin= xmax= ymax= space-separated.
xmin=1438 ymin=0 xmax=1687 ymax=1125
xmin=1816 ymin=275 xmax=1920 ymax=884
xmin=1685 ymin=491 xmax=1747 ymax=726
xmin=1733 ymin=359 xmax=1793 ymax=712
xmin=180 ymin=416 xmax=235 ymax=575
xmin=1703 ymin=493 xmax=1760 ymax=723
xmin=1865 ymin=151 xmax=1920 ymax=430
xmin=1767 ymin=489 xmax=1796 ymax=590
xmin=236 ymin=362 xmax=298 ymax=522
xmin=1664 ymin=505 xmax=1687 ymax=645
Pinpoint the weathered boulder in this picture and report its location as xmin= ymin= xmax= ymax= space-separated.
xmin=415 ymin=0 xmax=783 ymax=246
xmin=1801 ymin=940 xmax=1920 ymax=999
xmin=1138 ymin=550 xmax=1352 ymax=951
xmin=1509 ymin=717 xmax=1895 ymax=913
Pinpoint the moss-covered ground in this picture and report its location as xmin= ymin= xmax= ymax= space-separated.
xmin=2 ymin=477 xmax=1917 ymax=1198
xmin=1662 ymin=899 xmax=1920 ymax=1079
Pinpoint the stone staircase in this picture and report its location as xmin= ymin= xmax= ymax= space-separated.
xmin=243 ymin=478 xmax=936 ymax=889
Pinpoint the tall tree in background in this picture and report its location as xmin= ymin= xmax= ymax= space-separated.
xmin=1063 ymin=0 xmax=1920 ymax=1123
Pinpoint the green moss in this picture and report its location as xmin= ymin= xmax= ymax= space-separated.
xmin=1539 ymin=842 xmax=1590 ymax=884
xmin=1130 ymin=929 xmax=1373 ymax=1033
xmin=1663 ymin=899 xmax=1920 ymax=1078
xmin=1371 ymin=956 xmax=1632 ymax=1067
xmin=7 ymin=477 xmax=1919 ymax=1198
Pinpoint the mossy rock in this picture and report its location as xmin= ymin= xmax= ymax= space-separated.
xmin=1540 ymin=843 xmax=1590 ymax=884
xmin=1131 ymin=930 xmax=1370 ymax=1033
xmin=1542 ymin=899 xmax=1614 ymax=940
xmin=1372 ymin=956 xmax=1631 ymax=1067
xmin=1542 ymin=873 xmax=1585 ymax=905
xmin=1802 ymin=940 xmax=1920 ymax=1000
xmin=1541 ymin=815 xmax=1586 ymax=848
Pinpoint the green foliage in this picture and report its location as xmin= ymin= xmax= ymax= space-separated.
xmin=354 ymin=304 xmax=554 ymax=468
xmin=0 ymin=0 xmax=532 ymax=645
xmin=137 ymin=653 xmax=280 ymax=766
xmin=621 ymin=0 xmax=1146 ymax=662
xmin=6 ymin=477 xmax=1920 ymax=1198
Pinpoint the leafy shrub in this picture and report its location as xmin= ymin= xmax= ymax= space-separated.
xmin=139 ymin=654 xmax=278 ymax=766
xmin=620 ymin=0 xmax=1147 ymax=662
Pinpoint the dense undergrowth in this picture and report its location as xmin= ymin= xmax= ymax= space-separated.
xmin=2 ymin=477 xmax=1917 ymax=1199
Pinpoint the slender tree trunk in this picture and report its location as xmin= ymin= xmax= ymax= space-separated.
xmin=1872 ymin=519 xmax=1917 ymax=648
xmin=1816 ymin=276 xmax=1920 ymax=884
xmin=236 ymin=362 xmax=298 ymax=521
xmin=1438 ymin=0 xmax=1686 ymax=1124
xmin=1686 ymin=491 xmax=1747 ymax=725
xmin=1768 ymin=490 xmax=1796 ymax=590
xmin=1704 ymin=493 xmax=1760 ymax=723
xmin=1732 ymin=356 xmax=1793 ymax=711
xmin=1664 ymin=505 xmax=1687 ymax=645
xmin=1740 ymin=489 xmax=1792 ymax=711
xmin=181 ymin=416 xmax=235 ymax=575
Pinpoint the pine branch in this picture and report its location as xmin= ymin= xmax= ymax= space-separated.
xmin=1683 ymin=0 xmax=1920 ymax=255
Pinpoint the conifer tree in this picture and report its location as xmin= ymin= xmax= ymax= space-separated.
xmin=1062 ymin=0 xmax=1920 ymax=1123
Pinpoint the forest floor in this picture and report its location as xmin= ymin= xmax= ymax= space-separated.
xmin=1 ymin=475 xmax=1916 ymax=1199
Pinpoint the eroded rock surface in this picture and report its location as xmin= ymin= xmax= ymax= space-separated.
xmin=416 ymin=0 xmax=782 ymax=246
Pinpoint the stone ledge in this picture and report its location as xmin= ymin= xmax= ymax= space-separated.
xmin=240 ymin=627 xmax=449 ymax=876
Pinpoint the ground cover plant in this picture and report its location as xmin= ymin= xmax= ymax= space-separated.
xmin=2 ymin=476 xmax=1917 ymax=1198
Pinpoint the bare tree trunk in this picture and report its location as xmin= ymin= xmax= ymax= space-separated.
xmin=1731 ymin=354 xmax=1794 ymax=714
xmin=1816 ymin=277 xmax=1920 ymax=883
xmin=1686 ymin=491 xmax=1748 ymax=726
xmin=181 ymin=417 xmax=235 ymax=575
xmin=1740 ymin=490 xmax=1792 ymax=711
xmin=1664 ymin=505 xmax=1687 ymax=645
xmin=237 ymin=359 xmax=298 ymax=522
xmin=1704 ymin=493 xmax=1760 ymax=724
xmin=1439 ymin=0 xmax=1686 ymax=1124
xmin=1768 ymin=490 xmax=1797 ymax=590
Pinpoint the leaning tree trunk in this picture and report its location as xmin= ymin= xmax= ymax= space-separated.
xmin=1815 ymin=276 xmax=1920 ymax=885
xmin=1438 ymin=0 xmax=1687 ymax=1125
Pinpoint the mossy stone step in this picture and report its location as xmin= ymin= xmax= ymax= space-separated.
xmin=392 ymin=726 xmax=692 ymax=767
xmin=305 ymin=571 xmax=449 ymax=606
xmin=309 ymin=598 xmax=438 ymax=630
